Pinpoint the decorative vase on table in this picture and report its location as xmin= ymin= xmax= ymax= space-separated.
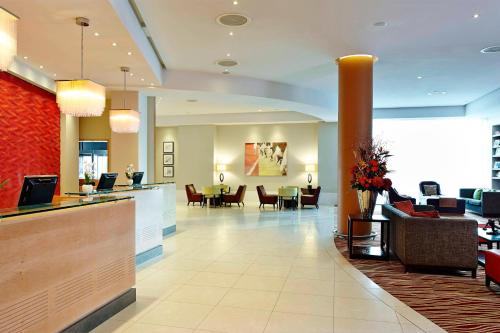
xmin=351 ymin=139 xmax=392 ymax=219
xmin=82 ymin=184 xmax=93 ymax=194
xmin=82 ymin=162 xmax=94 ymax=194
xmin=125 ymin=164 xmax=135 ymax=187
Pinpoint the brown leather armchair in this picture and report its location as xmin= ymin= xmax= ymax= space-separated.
xmin=300 ymin=186 xmax=321 ymax=208
xmin=257 ymin=185 xmax=278 ymax=209
xmin=223 ymin=185 xmax=247 ymax=207
xmin=185 ymin=184 xmax=203 ymax=206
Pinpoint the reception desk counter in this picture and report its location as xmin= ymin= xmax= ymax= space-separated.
xmin=0 ymin=197 xmax=136 ymax=333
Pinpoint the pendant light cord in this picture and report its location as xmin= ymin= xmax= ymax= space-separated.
xmin=80 ymin=24 xmax=84 ymax=79
xmin=123 ymin=69 xmax=127 ymax=109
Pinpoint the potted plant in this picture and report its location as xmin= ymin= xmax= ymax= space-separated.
xmin=82 ymin=162 xmax=94 ymax=194
xmin=350 ymin=139 xmax=392 ymax=218
xmin=125 ymin=164 xmax=135 ymax=186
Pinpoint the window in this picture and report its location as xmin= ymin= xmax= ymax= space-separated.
xmin=79 ymin=141 xmax=108 ymax=179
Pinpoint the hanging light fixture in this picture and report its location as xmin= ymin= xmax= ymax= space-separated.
xmin=56 ymin=17 xmax=105 ymax=117
xmin=109 ymin=66 xmax=140 ymax=133
xmin=0 ymin=7 xmax=18 ymax=71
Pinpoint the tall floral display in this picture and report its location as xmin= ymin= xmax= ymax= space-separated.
xmin=350 ymin=140 xmax=392 ymax=217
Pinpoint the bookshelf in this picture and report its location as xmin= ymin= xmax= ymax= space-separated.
xmin=493 ymin=124 xmax=500 ymax=189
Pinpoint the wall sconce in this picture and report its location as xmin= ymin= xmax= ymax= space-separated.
xmin=216 ymin=164 xmax=226 ymax=183
xmin=305 ymin=164 xmax=316 ymax=185
xmin=0 ymin=7 xmax=18 ymax=71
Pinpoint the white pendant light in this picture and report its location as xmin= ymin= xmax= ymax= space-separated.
xmin=56 ymin=17 xmax=105 ymax=117
xmin=0 ymin=7 xmax=18 ymax=71
xmin=109 ymin=67 xmax=140 ymax=133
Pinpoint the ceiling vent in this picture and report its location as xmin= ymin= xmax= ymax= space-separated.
xmin=216 ymin=59 xmax=238 ymax=67
xmin=481 ymin=46 xmax=500 ymax=53
xmin=217 ymin=14 xmax=250 ymax=27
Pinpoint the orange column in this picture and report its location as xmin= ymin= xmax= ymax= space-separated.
xmin=337 ymin=54 xmax=376 ymax=236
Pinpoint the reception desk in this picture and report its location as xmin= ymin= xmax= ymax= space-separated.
xmin=0 ymin=197 xmax=136 ymax=333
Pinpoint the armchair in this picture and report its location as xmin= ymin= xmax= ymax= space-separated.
xmin=300 ymin=186 xmax=321 ymax=208
xmin=223 ymin=185 xmax=247 ymax=207
xmin=257 ymin=185 xmax=278 ymax=209
xmin=185 ymin=184 xmax=203 ymax=206
xmin=387 ymin=187 xmax=416 ymax=204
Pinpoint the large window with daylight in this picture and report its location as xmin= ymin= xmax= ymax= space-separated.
xmin=78 ymin=141 xmax=108 ymax=179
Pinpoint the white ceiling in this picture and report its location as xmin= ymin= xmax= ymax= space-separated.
xmin=4 ymin=0 xmax=500 ymax=122
xmin=135 ymin=0 xmax=500 ymax=110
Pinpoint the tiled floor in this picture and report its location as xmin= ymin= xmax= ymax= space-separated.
xmin=91 ymin=204 xmax=445 ymax=333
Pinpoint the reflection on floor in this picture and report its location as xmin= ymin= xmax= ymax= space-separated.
xmin=91 ymin=204 xmax=444 ymax=333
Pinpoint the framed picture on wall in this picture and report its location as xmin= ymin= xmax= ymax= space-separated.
xmin=163 ymin=154 xmax=174 ymax=165
xmin=163 ymin=166 xmax=174 ymax=178
xmin=163 ymin=141 xmax=174 ymax=153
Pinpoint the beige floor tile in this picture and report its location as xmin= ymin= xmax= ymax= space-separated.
xmin=282 ymin=278 xmax=334 ymax=296
xmin=245 ymin=263 xmax=291 ymax=277
xmin=198 ymin=305 xmax=271 ymax=333
xmin=293 ymin=257 xmax=335 ymax=269
xmin=138 ymin=301 xmax=213 ymax=328
xmin=159 ymin=258 xmax=213 ymax=271
xmin=288 ymin=266 xmax=334 ymax=281
xmin=264 ymin=312 xmax=333 ymax=333
xmin=333 ymin=317 xmax=403 ymax=333
xmin=90 ymin=319 xmax=130 ymax=333
xmin=334 ymin=282 xmax=376 ymax=299
xmin=219 ymin=289 xmax=279 ymax=310
xmin=217 ymin=253 xmax=257 ymax=263
xmin=189 ymin=271 xmax=240 ymax=287
xmin=233 ymin=274 xmax=286 ymax=291
xmin=254 ymin=255 xmax=295 ymax=266
xmin=111 ymin=295 xmax=159 ymax=322
xmin=167 ymin=284 xmax=229 ymax=305
xmin=334 ymin=297 xmax=399 ymax=323
xmin=122 ymin=322 xmax=194 ymax=333
xmin=204 ymin=261 xmax=251 ymax=274
xmin=274 ymin=292 xmax=333 ymax=317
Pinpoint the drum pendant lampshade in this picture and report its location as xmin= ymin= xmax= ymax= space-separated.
xmin=0 ymin=7 xmax=18 ymax=71
xmin=56 ymin=17 xmax=105 ymax=117
xmin=109 ymin=66 xmax=140 ymax=133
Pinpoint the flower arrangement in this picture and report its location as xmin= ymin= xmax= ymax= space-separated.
xmin=0 ymin=179 xmax=8 ymax=189
xmin=125 ymin=164 xmax=135 ymax=180
xmin=83 ymin=162 xmax=94 ymax=185
xmin=350 ymin=139 xmax=392 ymax=194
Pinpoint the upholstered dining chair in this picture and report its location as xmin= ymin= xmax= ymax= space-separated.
xmin=300 ymin=186 xmax=321 ymax=208
xmin=256 ymin=185 xmax=278 ymax=209
xmin=223 ymin=185 xmax=247 ymax=207
xmin=185 ymin=184 xmax=203 ymax=206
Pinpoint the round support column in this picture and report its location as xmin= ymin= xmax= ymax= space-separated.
xmin=337 ymin=54 xmax=376 ymax=236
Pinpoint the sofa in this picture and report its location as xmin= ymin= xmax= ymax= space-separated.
xmin=382 ymin=204 xmax=478 ymax=277
xmin=459 ymin=188 xmax=500 ymax=217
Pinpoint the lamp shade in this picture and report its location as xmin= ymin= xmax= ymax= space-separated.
xmin=216 ymin=164 xmax=226 ymax=172
xmin=0 ymin=7 xmax=17 ymax=71
xmin=56 ymin=79 xmax=106 ymax=117
xmin=109 ymin=109 xmax=140 ymax=133
xmin=305 ymin=164 xmax=316 ymax=172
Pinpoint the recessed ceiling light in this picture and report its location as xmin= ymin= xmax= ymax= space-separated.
xmin=53 ymin=73 xmax=57 ymax=77
xmin=112 ymin=42 xmax=117 ymax=46
xmin=23 ymin=56 xmax=28 ymax=60
xmin=217 ymin=14 xmax=250 ymax=27
xmin=417 ymin=76 xmax=423 ymax=79
xmin=373 ymin=21 xmax=388 ymax=27
xmin=141 ymin=78 xmax=145 ymax=81
xmin=233 ymin=0 xmax=238 ymax=4
xmin=257 ymin=109 xmax=263 ymax=112
xmin=128 ymin=51 xmax=132 ymax=56
xmin=130 ymin=73 xmax=134 ymax=76
xmin=39 ymin=65 xmax=43 ymax=69
xmin=473 ymin=13 xmax=480 ymax=19
xmin=94 ymin=32 xmax=100 ymax=37
xmin=226 ymin=53 xmax=231 ymax=57
xmin=187 ymin=99 xmax=198 ymax=103
xmin=223 ymin=69 xmax=230 ymax=74
xmin=481 ymin=45 xmax=500 ymax=53
xmin=216 ymin=59 xmax=238 ymax=67
xmin=229 ymin=31 xmax=234 ymax=36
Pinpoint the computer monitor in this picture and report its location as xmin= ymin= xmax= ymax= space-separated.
xmin=132 ymin=172 xmax=144 ymax=185
xmin=18 ymin=175 xmax=58 ymax=207
xmin=96 ymin=173 xmax=118 ymax=191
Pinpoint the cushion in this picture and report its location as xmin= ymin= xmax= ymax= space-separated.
xmin=393 ymin=200 xmax=415 ymax=215
xmin=473 ymin=188 xmax=483 ymax=200
xmin=466 ymin=199 xmax=482 ymax=206
xmin=423 ymin=184 xmax=438 ymax=196
xmin=410 ymin=210 xmax=440 ymax=218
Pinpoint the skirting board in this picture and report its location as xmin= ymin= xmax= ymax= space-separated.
xmin=135 ymin=245 xmax=163 ymax=266
xmin=163 ymin=225 xmax=177 ymax=237
xmin=61 ymin=288 xmax=136 ymax=333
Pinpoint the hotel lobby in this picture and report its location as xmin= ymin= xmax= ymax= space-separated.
xmin=0 ymin=0 xmax=500 ymax=332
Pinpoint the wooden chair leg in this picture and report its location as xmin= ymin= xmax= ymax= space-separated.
xmin=237 ymin=203 xmax=240 ymax=207
xmin=486 ymin=275 xmax=491 ymax=287
xmin=472 ymin=269 xmax=477 ymax=279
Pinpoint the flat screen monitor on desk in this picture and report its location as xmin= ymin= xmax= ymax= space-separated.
xmin=18 ymin=175 xmax=58 ymax=207
xmin=96 ymin=173 xmax=118 ymax=191
xmin=132 ymin=172 xmax=144 ymax=185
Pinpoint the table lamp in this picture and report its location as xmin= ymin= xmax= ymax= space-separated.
xmin=305 ymin=164 xmax=316 ymax=188
xmin=216 ymin=164 xmax=226 ymax=183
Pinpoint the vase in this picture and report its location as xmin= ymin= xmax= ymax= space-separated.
xmin=357 ymin=190 xmax=378 ymax=218
xmin=127 ymin=178 xmax=133 ymax=186
xmin=82 ymin=184 xmax=93 ymax=194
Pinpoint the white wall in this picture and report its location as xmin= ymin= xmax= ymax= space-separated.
xmin=318 ymin=122 xmax=339 ymax=204
xmin=60 ymin=114 xmax=79 ymax=193
xmin=373 ymin=118 xmax=490 ymax=199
